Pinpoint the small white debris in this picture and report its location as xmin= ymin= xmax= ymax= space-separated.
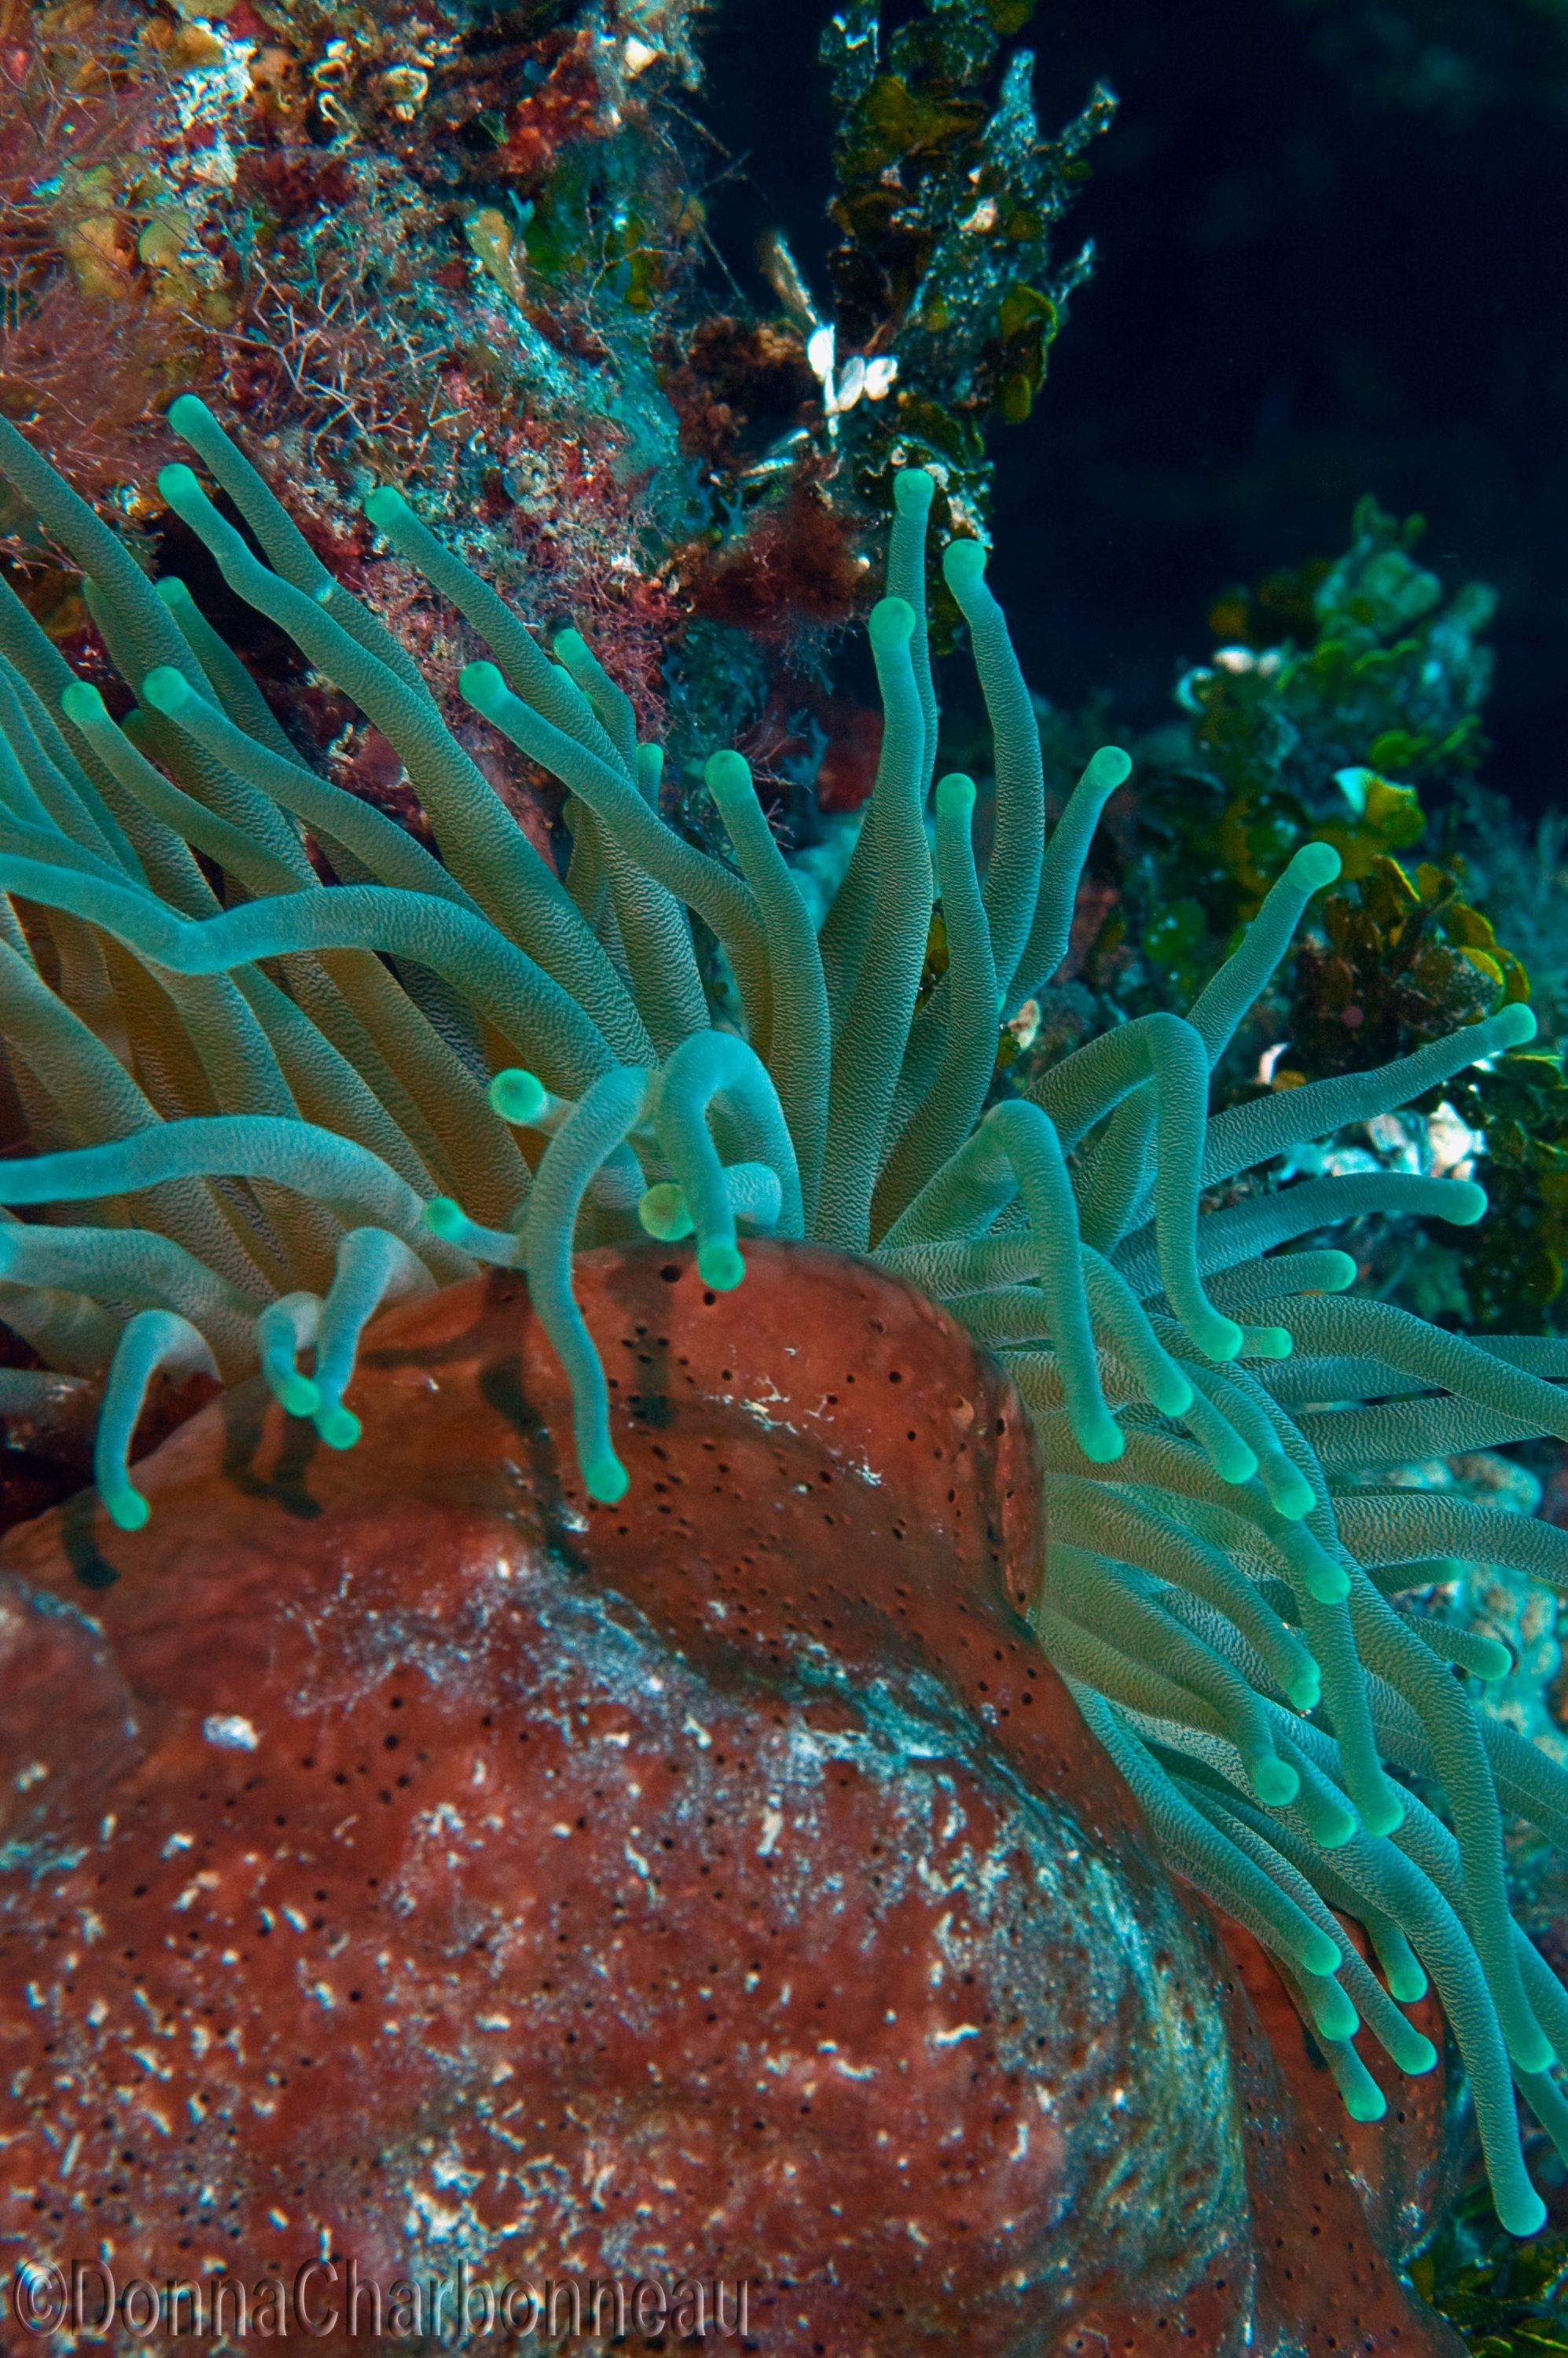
xmin=834 ymin=353 xmax=866 ymax=412
xmin=757 ymin=1806 xmax=784 ymax=1859
xmin=1007 ymin=997 xmax=1041 ymax=1053
xmin=204 ymin=1715 xmax=259 ymax=1752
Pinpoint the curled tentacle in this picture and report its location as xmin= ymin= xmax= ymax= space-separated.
xmin=523 ymin=1065 xmax=654 ymax=1505
xmin=95 ymin=1309 xmax=218 ymax=1530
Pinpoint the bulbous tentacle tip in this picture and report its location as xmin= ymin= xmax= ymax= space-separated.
xmin=705 ymin=749 xmax=753 ymax=804
xmin=1386 ymin=1959 xmax=1428 ymax=2005
xmin=1287 ymin=1669 xmax=1322 ymax=1713
xmin=1497 ymin=1000 xmax=1537 ymax=1049
xmin=1446 ymin=1180 xmax=1489 ymax=1224
xmin=362 ymin=485 xmax=408 ymax=530
xmin=1290 ymin=839 xmax=1342 ymax=891
xmin=1499 ymin=2186 xmax=1548 ymax=2240
xmin=167 ymin=392 xmax=213 ymax=438
xmin=1471 ymin=1636 xmax=1515 ymax=1682
xmin=1086 ymin=744 xmax=1133 ymax=790
xmin=868 ymin=595 xmax=916 ymax=652
xmin=1342 ymin=2077 xmax=1387 ymax=2125
xmin=1509 ymin=2023 xmax=1556 ymax=2077
xmin=1317 ymin=1982 xmax=1361 ymax=2040
xmin=104 ymin=1484 xmax=150 ymax=1533
xmin=139 ymin=665 xmax=190 ymax=717
xmin=1404 ymin=2033 xmax=1440 ymax=2077
xmin=554 ymin=627 xmax=597 ymax=674
xmin=941 ymin=536 xmax=988 ymax=593
xmin=157 ymin=462 xmax=204 ymax=509
xmin=1316 ymin=1807 xmax=1357 ymax=1851
xmin=421 ymin=1196 xmax=467 ymax=1242
xmin=1361 ymin=1786 xmax=1406 ymax=1839
xmin=60 ymin=678 xmax=108 ymax=724
xmin=459 ymin=659 xmax=509 ymax=714
xmin=638 ymin=1182 xmax=692 ymax=1242
xmin=155 ymin=575 xmax=195 ymax=608
xmin=1249 ymin=1755 xmax=1299 ymax=1807
xmin=584 ymin=1452 xmax=630 ymax=1507
xmin=273 ymin=1372 xmax=321 ymax=1419
xmin=1270 ymin=1473 xmax=1316 ymax=1522
xmin=697 ymin=1239 xmax=747 ymax=1291
xmin=1194 ymin=1313 xmax=1247 ymax=1364
xmin=315 ymin=1403 xmax=362 ymax=1451
xmin=1300 ymin=1929 xmax=1342 ymax=1980
xmin=893 ymin=467 xmax=935 ymax=516
xmin=1317 ymin=1252 xmax=1359 ymax=1292
xmin=935 ymin=771 xmax=977 ymax=820
xmin=1074 ymin=1412 xmax=1126 ymax=1465
xmin=489 ymin=1067 xmax=546 ymax=1126
xmin=1241 ymin=1324 xmax=1293 ymax=1360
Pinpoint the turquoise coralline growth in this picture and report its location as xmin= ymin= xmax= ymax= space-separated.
xmin=1 ymin=402 xmax=1568 ymax=2237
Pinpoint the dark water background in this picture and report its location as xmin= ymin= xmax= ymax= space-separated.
xmin=703 ymin=0 xmax=1568 ymax=821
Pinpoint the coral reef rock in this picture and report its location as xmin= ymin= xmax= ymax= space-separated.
xmin=0 ymin=1247 xmax=1460 ymax=2352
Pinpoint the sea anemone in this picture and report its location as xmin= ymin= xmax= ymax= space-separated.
xmin=0 ymin=400 xmax=1566 ymax=2234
